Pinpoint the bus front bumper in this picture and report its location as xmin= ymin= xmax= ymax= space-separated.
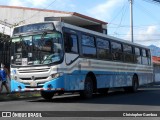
xmin=11 ymin=77 xmax=64 ymax=92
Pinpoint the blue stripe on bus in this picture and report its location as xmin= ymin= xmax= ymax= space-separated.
xmin=11 ymin=70 xmax=153 ymax=92
xmin=43 ymin=76 xmax=64 ymax=89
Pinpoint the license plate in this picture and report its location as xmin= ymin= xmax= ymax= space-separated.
xmin=30 ymin=81 xmax=37 ymax=87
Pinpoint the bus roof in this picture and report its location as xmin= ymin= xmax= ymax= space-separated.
xmin=63 ymin=22 xmax=150 ymax=50
xmin=13 ymin=21 xmax=149 ymax=50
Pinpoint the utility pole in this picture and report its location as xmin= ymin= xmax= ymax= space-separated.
xmin=129 ymin=0 xmax=134 ymax=43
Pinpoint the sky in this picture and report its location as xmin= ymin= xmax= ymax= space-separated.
xmin=1 ymin=0 xmax=160 ymax=47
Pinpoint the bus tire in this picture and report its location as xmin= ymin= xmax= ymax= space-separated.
xmin=80 ymin=77 xmax=93 ymax=98
xmin=124 ymin=75 xmax=139 ymax=93
xmin=131 ymin=75 xmax=139 ymax=92
xmin=40 ymin=91 xmax=54 ymax=100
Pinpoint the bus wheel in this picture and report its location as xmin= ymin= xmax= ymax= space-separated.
xmin=80 ymin=77 xmax=93 ymax=98
xmin=124 ymin=75 xmax=139 ymax=93
xmin=132 ymin=75 xmax=139 ymax=92
xmin=40 ymin=91 xmax=54 ymax=100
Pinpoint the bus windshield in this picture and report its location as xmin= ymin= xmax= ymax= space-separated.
xmin=11 ymin=32 xmax=63 ymax=66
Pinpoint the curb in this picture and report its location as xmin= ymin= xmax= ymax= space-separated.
xmin=0 ymin=92 xmax=41 ymax=101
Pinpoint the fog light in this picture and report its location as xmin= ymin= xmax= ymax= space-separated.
xmin=51 ymin=73 xmax=63 ymax=78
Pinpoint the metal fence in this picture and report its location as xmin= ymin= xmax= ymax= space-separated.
xmin=0 ymin=39 xmax=11 ymax=69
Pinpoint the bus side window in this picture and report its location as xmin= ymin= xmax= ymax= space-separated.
xmin=96 ymin=38 xmax=110 ymax=60
xmin=111 ymin=42 xmax=123 ymax=61
xmin=64 ymin=33 xmax=78 ymax=54
xmin=134 ymin=47 xmax=141 ymax=64
xmin=142 ymin=49 xmax=149 ymax=65
xmin=146 ymin=50 xmax=151 ymax=65
xmin=123 ymin=44 xmax=134 ymax=63
xmin=82 ymin=34 xmax=96 ymax=58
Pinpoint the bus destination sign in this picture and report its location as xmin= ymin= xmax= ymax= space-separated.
xmin=13 ymin=23 xmax=54 ymax=35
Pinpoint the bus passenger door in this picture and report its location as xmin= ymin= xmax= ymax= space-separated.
xmin=64 ymin=33 xmax=79 ymax=65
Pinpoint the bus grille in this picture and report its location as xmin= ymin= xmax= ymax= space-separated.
xmin=25 ymin=86 xmax=44 ymax=88
xmin=20 ymin=77 xmax=48 ymax=81
xmin=23 ymin=82 xmax=45 ymax=88
xmin=18 ymin=68 xmax=50 ymax=73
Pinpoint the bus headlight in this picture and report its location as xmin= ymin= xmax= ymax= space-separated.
xmin=50 ymin=73 xmax=63 ymax=78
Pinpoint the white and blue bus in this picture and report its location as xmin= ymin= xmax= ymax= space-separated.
xmin=10 ymin=21 xmax=153 ymax=99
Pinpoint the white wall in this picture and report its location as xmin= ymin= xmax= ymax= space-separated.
xmin=0 ymin=7 xmax=71 ymax=25
xmin=0 ymin=7 xmax=72 ymax=35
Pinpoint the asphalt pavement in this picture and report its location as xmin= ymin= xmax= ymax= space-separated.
xmin=0 ymin=83 xmax=160 ymax=120
xmin=0 ymin=82 xmax=159 ymax=101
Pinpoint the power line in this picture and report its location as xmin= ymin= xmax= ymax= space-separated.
xmin=135 ymin=1 xmax=160 ymax=22
xmin=134 ymin=39 xmax=160 ymax=42
xmin=109 ymin=0 xmax=160 ymax=42
xmin=113 ymin=1 xmax=129 ymax=34
xmin=109 ymin=34 xmax=160 ymax=36
xmin=108 ymin=0 xmax=128 ymax=26
xmin=118 ymin=39 xmax=160 ymax=42
xmin=108 ymin=23 xmax=160 ymax=28
xmin=0 ymin=19 xmax=13 ymax=28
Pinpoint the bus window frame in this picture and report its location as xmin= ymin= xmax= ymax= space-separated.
xmin=134 ymin=47 xmax=142 ymax=64
xmin=142 ymin=49 xmax=150 ymax=65
xmin=96 ymin=37 xmax=111 ymax=60
xmin=111 ymin=41 xmax=123 ymax=61
xmin=123 ymin=44 xmax=134 ymax=63
xmin=146 ymin=49 xmax=151 ymax=65
xmin=81 ymin=33 xmax=97 ymax=58
xmin=63 ymin=32 xmax=79 ymax=54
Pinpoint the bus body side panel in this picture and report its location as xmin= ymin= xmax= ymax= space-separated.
xmin=62 ymin=58 xmax=153 ymax=91
xmin=64 ymin=71 xmax=86 ymax=91
xmin=138 ymin=73 xmax=153 ymax=86
xmin=95 ymin=71 xmax=133 ymax=88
